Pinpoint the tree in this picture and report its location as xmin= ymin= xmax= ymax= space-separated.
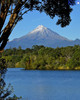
xmin=68 ymin=50 xmax=80 ymax=69
xmin=0 ymin=58 xmax=12 ymax=99
xmin=0 ymin=57 xmax=22 ymax=99
xmin=0 ymin=0 xmax=75 ymax=51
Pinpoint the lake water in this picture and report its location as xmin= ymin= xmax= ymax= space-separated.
xmin=5 ymin=68 xmax=80 ymax=100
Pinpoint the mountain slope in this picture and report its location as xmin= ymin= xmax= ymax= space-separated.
xmin=5 ymin=25 xmax=80 ymax=49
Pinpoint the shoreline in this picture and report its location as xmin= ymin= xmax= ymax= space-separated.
xmin=7 ymin=67 xmax=80 ymax=71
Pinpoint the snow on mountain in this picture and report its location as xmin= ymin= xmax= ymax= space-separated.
xmin=5 ymin=25 xmax=80 ymax=49
xmin=29 ymin=25 xmax=47 ymax=34
xmin=13 ymin=25 xmax=69 ymax=41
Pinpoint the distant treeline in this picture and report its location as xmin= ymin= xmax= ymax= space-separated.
xmin=1 ymin=45 xmax=80 ymax=70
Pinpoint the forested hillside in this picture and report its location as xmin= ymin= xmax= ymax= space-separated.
xmin=1 ymin=45 xmax=80 ymax=70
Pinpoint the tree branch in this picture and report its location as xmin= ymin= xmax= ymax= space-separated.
xmin=0 ymin=1 xmax=24 ymax=50
xmin=0 ymin=0 xmax=12 ymax=33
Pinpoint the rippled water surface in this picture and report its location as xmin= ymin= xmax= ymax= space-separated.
xmin=5 ymin=68 xmax=80 ymax=100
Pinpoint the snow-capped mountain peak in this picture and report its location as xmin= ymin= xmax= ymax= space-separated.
xmin=30 ymin=25 xmax=47 ymax=34
xmin=14 ymin=25 xmax=69 ymax=41
xmin=36 ymin=25 xmax=47 ymax=29
xmin=6 ymin=25 xmax=79 ymax=50
xmin=26 ymin=25 xmax=69 ymax=41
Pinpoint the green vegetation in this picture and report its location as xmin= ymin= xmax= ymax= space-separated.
xmin=1 ymin=45 xmax=80 ymax=70
xmin=0 ymin=57 xmax=22 ymax=99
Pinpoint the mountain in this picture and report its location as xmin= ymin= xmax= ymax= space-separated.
xmin=5 ymin=25 xmax=80 ymax=49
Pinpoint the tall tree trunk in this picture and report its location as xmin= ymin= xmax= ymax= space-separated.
xmin=0 ymin=0 xmax=11 ymax=33
xmin=0 ymin=1 xmax=23 ymax=51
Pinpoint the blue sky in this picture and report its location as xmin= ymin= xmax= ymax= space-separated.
xmin=8 ymin=3 xmax=80 ymax=41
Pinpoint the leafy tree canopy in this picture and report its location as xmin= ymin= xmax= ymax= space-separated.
xmin=0 ymin=0 xmax=75 ymax=50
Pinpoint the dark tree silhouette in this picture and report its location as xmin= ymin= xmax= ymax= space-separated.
xmin=0 ymin=57 xmax=22 ymax=99
xmin=0 ymin=58 xmax=12 ymax=99
xmin=0 ymin=0 xmax=75 ymax=51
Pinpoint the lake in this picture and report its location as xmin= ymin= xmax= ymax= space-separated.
xmin=5 ymin=68 xmax=80 ymax=100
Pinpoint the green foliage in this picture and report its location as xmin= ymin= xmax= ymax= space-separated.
xmin=68 ymin=50 xmax=80 ymax=69
xmin=6 ymin=94 xmax=22 ymax=100
xmin=0 ymin=57 xmax=21 ymax=100
xmin=1 ymin=45 xmax=80 ymax=70
xmin=0 ymin=0 xmax=75 ymax=51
